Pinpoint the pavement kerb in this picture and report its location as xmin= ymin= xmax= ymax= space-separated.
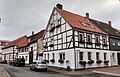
xmin=0 ymin=66 xmax=11 ymax=77
xmin=93 ymin=71 xmax=120 ymax=76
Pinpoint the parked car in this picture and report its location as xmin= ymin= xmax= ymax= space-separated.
xmin=30 ymin=61 xmax=47 ymax=71
xmin=9 ymin=57 xmax=25 ymax=67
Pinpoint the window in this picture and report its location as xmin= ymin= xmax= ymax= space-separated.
xmin=103 ymin=37 xmax=107 ymax=44
xmin=87 ymin=34 xmax=91 ymax=42
xmin=44 ymin=54 xmax=46 ymax=60
xmin=96 ymin=52 xmax=100 ymax=60
xmin=95 ymin=36 xmax=99 ymax=43
xmin=79 ymin=52 xmax=83 ymax=60
xmin=31 ymin=47 xmax=33 ymax=51
xmin=59 ymin=53 xmax=65 ymax=60
xmin=50 ymin=37 xmax=54 ymax=44
xmin=104 ymin=53 xmax=107 ymax=60
xmin=79 ymin=33 xmax=84 ymax=41
xmin=113 ymin=40 xmax=115 ymax=45
xmin=118 ymin=41 xmax=120 ymax=46
xmin=88 ymin=52 xmax=91 ymax=60
xmin=112 ymin=53 xmax=115 ymax=61
xmin=52 ymin=53 xmax=55 ymax=59
xmin=58 ymin=17 xmax=61 ymax=25
xmin=25 ymin=56 xmax=28 ymax=61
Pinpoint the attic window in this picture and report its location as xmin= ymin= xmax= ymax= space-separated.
xmin=80 ymin=22 xmax=87 ymax=26
xmin=87 ymin=23 xmax=95 ymax=28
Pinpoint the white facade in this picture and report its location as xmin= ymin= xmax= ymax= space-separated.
xmin=43 ymin=7 xmax=118 ymax=69
xmin=2 ymin=46 xmax=18 ymax=62
xmin=18 ymin=51 xmax=29 ymax=64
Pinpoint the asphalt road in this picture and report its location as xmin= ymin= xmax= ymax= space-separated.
xmin=0 ymin=64 xmax=119 ymax=77
xmin=0 ymin=64 xmax=70 ymax=77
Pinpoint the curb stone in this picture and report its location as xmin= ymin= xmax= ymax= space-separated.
xmin=93 ymin=71 xmax=120 ymax=76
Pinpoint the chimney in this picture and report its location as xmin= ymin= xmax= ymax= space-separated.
xmin=86 ymin=13 xmax=89 ymax=19
xmin=32 ymin=31 xmax=34 ymax=35
xmin=108 ymin=21 xmax=112 ymax=27
xmin=56 ymin=4 xmax=63 ymax=9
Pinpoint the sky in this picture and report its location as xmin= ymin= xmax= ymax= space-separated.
xmin=0 ymin=0 xmax=120 ymax=41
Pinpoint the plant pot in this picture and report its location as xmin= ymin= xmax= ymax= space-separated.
xmin=50 ymin=59 xmax=55 ymax=63
xmin=58 ymin=59 xmax=64 ymax=64
xmin=104 ymin=60 xmax=109 ymax=65
xmin=88 ymin=60 xmax=94 ymax=64
xmin=96 ymin=60 xmax=102 ymax=64
xmin=43 ymin=60 xmax=49 ymax=63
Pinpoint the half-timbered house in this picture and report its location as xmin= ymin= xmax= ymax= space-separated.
xmin=27 ymin=30 xmax=45 ymax=64
xmin=43 ymin=4 xmax=118 ymax=70
xmin=2 ymin=35 xmax=28 ymax=62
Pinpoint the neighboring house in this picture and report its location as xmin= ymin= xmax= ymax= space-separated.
xmin=27 ymin=30 xmax=45 ymax=64
xmin=43 ymin=4 xmax=118 ymax=70
xmin=2 ymin=35 xmax=28 ymax=62
xmin=0 ymin=40 xmax=10 ymax=59
xmin=17 ymin=37 xmax=29 ymax=64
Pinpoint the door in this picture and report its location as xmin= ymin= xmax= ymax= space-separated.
xmin=29 ymin=52 xmax=33 ymax=64
xmin=117 ymin=53 xmax=120 ymax=65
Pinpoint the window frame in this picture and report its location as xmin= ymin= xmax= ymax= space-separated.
xmin=96 ymin=52 xmax=100 ymax=60
xmin=88 ymin=52 xmax=92 ymax=60
xmin=87 ymin=34 xmax=92 ymax=42
xmin=79 ymin=52 xmax=83 ymax=60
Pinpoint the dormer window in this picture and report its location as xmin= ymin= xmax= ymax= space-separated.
xmin=80 ymin=22 xmax=87 ymax=27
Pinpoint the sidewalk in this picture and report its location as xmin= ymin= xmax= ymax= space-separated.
xmin=0 ymin=66 xmax=11 ymax=77
xmin=48 ymin=66 xmax=120 ymax=76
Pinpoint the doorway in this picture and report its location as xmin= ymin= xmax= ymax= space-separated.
xmin=29 ymin=52 xmax=33 ymax=64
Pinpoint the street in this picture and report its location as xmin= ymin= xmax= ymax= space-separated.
xmin=0 ymin=64 xmax=119 ymax=77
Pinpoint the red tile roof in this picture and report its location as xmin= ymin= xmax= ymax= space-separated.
xmin=28 ymin=29 xmax=45 ymax=44
xmin=55 ymin=7 xmax=106 ymax=34
xmin=3 ymin=35 xmax=28 ymax=48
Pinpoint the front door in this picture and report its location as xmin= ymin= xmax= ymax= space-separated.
xmin=117 ymin=53 xmax=120 ymax=65
xmin=29 ymin=52 xmax=33 ymax=64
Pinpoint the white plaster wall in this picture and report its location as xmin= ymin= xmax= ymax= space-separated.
xmin=18 ymin=52 xmax=29 ymax=64
xmin=43 ymin=49 xmax=75 ymax=69
xmin=75 ymin=48 xmax=118 ymax=69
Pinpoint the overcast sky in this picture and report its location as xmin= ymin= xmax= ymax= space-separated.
xmin=0 ymin=0 xmax=120 ymax=41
